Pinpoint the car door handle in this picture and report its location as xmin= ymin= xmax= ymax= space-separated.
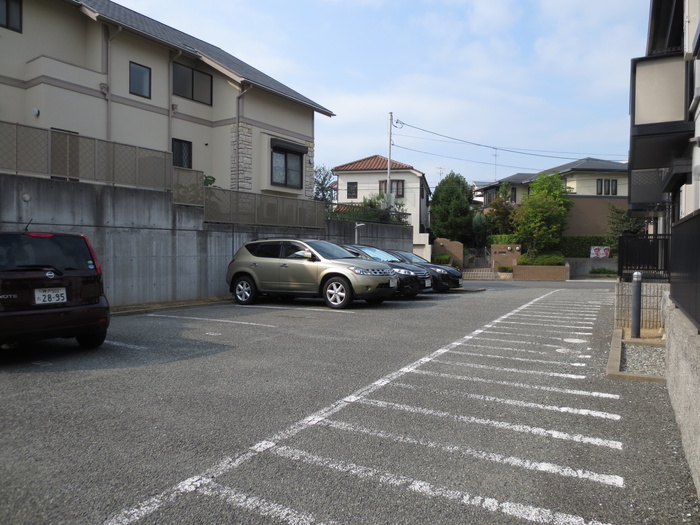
xmin=280 ymin=263 xmax=289 ymax=268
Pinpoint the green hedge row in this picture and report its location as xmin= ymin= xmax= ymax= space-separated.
xmin=486 ymin=235 xmax=613 ymax=258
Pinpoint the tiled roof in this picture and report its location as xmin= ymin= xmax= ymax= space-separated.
xmin=333 ymin=155 xmax=420 ymax=173
xmin=476 ymin=158 xmax=627 ymax=191
xmin=72 ymin=0 xmax=334 ymax=116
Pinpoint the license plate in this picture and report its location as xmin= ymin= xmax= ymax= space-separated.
xmin=423 ymin=279 xmax=432 ymax=287
xmin=389 ymin=276 xmax=398 ymax=287
xmin=35 ymin=288 xmax=67 ymax=304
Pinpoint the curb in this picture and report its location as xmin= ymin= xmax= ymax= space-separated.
xmin=606 ymin=328 xmax=665 ymax=383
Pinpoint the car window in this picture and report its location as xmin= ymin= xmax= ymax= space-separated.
xmin=282 ymin=242 xmax=308 ymax=259
xmin=250 ymin=242 xmax=281 ymax=258
xmin=0 ymin=234 xmax=94 ymax=271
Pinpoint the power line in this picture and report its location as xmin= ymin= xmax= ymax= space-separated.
xmin=393 ymin=119 xmax=627 ymax=161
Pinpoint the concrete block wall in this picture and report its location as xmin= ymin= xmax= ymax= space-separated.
xmin=664 ymin=295 xmax=700 ymax=499
xmin=1 ymin=173 xmax=412 ymax=307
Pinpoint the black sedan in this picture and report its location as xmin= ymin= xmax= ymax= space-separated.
xmin=385 ymin=249 xmax=463 ymax=292
xmin=343 ymin=245 xmax=432 ymax=297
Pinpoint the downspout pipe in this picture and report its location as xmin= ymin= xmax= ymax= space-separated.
xmin=104 ymin=25 xmax=122 ymax=142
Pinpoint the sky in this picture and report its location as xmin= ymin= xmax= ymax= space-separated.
xmin=115 ymin=0 xmax=650 ymax=191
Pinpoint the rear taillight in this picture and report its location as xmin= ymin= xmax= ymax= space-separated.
xmin=26 ymin=232 xmax=54 ymax=238
xmin=81 ymin=235 xmax=102 ymax=276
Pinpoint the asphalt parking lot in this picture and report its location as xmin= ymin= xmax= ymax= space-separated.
xmin=1 ymin=282 xmax=698 ymax=524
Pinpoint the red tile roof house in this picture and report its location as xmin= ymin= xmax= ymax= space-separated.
xmin=333 ymin=155 xmax=432 ymax=258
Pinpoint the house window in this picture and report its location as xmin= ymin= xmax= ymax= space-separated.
xmin=1 ymin=0 xmax=21 ymax=32
xmin=596 ymin=179 xmax=603 ymax=195
xmin=347 ymin=182 xmax=358 ymax=199
xmin=270 ymin=139 xmax=307 ymax=189
xmin=379 ymin=179 xmax=404 ymax=197
xmin=129 ymin=62 xmax=151 ymax=98
xmin=510 ymin=187 xmax=517 ymax=203
xmin=172 ymin=138 xmax=192 ymax=168
xmin=173 ymin=62 xmax=212 ymax=105
xmin=611 ymin=179 xmax=618 ymax=195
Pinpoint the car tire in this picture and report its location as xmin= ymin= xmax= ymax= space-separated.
xmin=323 ymin=276 xmax=353 ymax=309
xmin=233 ymin=275 xmax=258 ymax=305
xmin=76 ymin=328 xmax=107 ymax=349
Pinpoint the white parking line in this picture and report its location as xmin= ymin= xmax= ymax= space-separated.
xmin=448 ymin=349 xmax=587 ymax=367
xmin=410 ymin=369 xmax=620 ymax=399
xmin=431 ymin=358 xmax=587 ymax=379
xmin=356 ymin=398 xmax=623 ymax=449
xmin=147 ymin=313 xmax=276 ymax=327
xmin=391 ymin=382 xmax=621 ymax=420
xmin=272 ymin=446 xmax=617 ymax=524
xmin=319 ymin=419 xmax=624 ymax=486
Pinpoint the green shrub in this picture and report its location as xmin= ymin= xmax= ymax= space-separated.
xmin=517 ymin=252 xmax=565 ymax=266
xmin=560 ymin=236 xmax=611 ymax=258
xmin=433 ymin=253 xmax=450 ymax=265
xmin=487 ymin=234 xmax=519 ymax=246
xmin=589 ymin=267 xmax=617 ymax=275
xmin=498 ymin=266 xmax=513 ymax=273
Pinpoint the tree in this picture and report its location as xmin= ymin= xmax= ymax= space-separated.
xmin=605 ymin=202 xmax=646 ymax=255
xmin=313 ymin=165 xmax=336 ymax=205
xmin=485 ymin=183 xmax=517 ymax=235
xmin=430 ymin=171 xmax=474 ymax=244
xmin=471 ymin=212 xmax=491 ymax=248
xmin=513 ymin=171 xmax=573 ymax=254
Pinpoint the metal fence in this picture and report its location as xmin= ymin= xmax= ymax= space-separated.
xmin=670 ymin=210 xmax=700 ymax=332
xmin=617 ymin=234 xmax=671 ymax=282
xmin=0 ymin=120 xmax=324 ymax=229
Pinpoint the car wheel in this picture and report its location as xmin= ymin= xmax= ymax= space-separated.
xmin=233 ymin=275 xmax=258 ymax=305
xmin=76 ymin=328 xmax=107 ymax=349
xmin=323 ymin=277 xmax=353 ymax=309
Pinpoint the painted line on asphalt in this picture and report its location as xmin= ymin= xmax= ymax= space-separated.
xmin=447 ymin=349 xmax=587 ymax=367
xmin=105 ymin=341 xmax=149 ymax=350
xmin=356 ymin=398 xmax=623 ymax=450
xmin=147 ymin=313 xmax=276 ymax=327
xmin=431 ymin=359 xmax=587 ymax=379
xmin=410 ymin=369 xmax=620 ymax=399
xmin=231 ymin=304 xmax=356 ymax=314
xmin=455 ymin=343 xmax=551 ymax=356
xmin=320 ymin=419 xmax=624 ymax=486
xmin=272 ymin=446 xmax=617 ymax=524
xmin=467 ymin=337 xmax=565 ymax=349
xmin=391 ymin=382 xmax=621 ymax=420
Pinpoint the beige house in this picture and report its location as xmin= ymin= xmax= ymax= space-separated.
xmin=1 ymin=0 xmax=333 ymax=199
xmin=333 ymin=155 xmax=432 ymax=257
xmin=477 ymin=158 xmax=629 ymax=236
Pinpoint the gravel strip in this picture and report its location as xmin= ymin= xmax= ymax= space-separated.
xmin=621 ymin=343 xmax=666 ymax=376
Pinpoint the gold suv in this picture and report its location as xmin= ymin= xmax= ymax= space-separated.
xmin=226 ymin=239 xmax=397 ymax=309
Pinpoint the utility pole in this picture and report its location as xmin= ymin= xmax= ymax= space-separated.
xmin=387 ymin=112 xmax=393 ymax=209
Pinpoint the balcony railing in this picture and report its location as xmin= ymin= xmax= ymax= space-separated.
xmin=670 ymin=210 xmax=700 ymax=332
xmin=0 ymin=120 xmax=324 ymax=229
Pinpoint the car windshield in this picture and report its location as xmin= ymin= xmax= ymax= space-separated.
xmin=306 ymin=240 xmax=358 ymax=260
xmin=360 ymin=246 xmax=400 ymax=262
xmin=397 ymin=251 xmax=428 ymax=264
xmin=0 ymin=234 xmax=94 ymax=272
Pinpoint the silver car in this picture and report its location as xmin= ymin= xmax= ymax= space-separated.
xmin=225 ymin=239 xmax=398 ymax=309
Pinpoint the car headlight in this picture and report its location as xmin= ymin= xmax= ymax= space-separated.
xmin=348 ymin=266 xmax=373 ymax=275
xmin=431 ymin=267 xmax=449 ymax=274
xmin=394 ymin=268 xmax=415 ymax=276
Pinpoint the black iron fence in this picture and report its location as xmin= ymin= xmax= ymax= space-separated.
xmin=617 ymin=234 xmax=671 ymax=282
xmin=670 ymin=210 xmax=700 ymax=331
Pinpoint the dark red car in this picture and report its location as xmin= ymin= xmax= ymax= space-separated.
xmin=0 ymin=232 xmax=110 ymax=349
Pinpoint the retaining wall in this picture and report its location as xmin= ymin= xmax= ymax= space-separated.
xmin=1 ymin=174 xmax=412 ymax=307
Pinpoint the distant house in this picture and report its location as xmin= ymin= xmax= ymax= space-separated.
xmin=1 ymin=0 xmax=333 ymax=202
xmin=333 ymin=155 xmax=431 ymax=255
xmin=477 ymin=158 xmax=628 ymax=236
